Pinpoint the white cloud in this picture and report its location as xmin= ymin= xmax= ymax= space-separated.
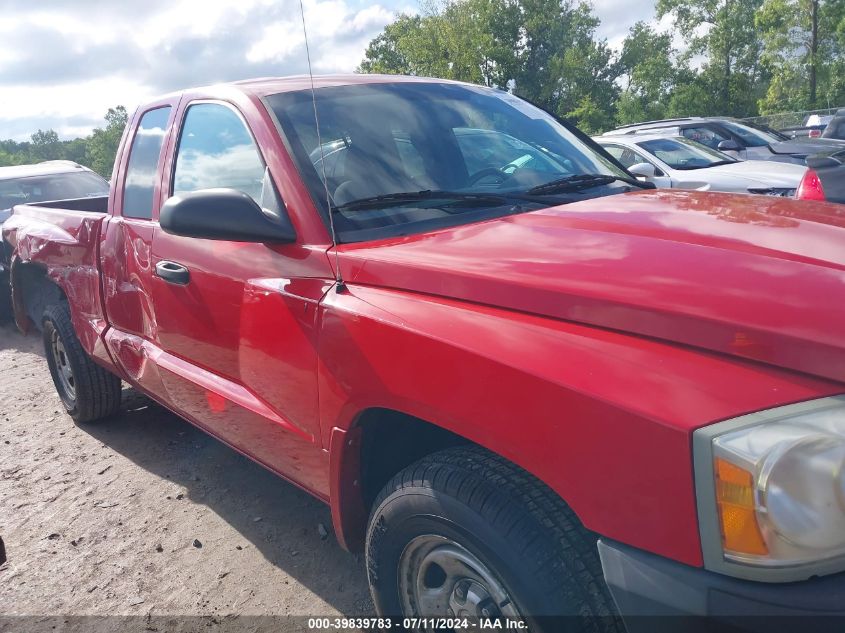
xmin=0 ymin=0 xmax=682 ymax=142
xmin=591 ymin=0 xmax=675 ymax=51
xmin=0 ymin=0 xmax=402 ymax=141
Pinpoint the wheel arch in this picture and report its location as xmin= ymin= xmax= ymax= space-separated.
xmin=10 ymin=258 xmax=66 ymax=332
xmin=329 ymin=406 xmax=517 ymax=552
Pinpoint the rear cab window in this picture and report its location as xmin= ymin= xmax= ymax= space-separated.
xmin=123 ymin=107 xmax=172 ymax=219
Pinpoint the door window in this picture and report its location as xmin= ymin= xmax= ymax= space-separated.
xmin=603 ymin=144 xmax=651 ymax=169
xmin=173 ymin=103 xmax=265 ymax=204
xmin=681 ymin=126 xmax=730 ymax=150
xmin=123 ymin=106 xmax=171 ymax=219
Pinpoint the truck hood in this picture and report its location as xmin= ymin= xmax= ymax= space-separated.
xmin=338 ymin=190 xmax=845 ymax=383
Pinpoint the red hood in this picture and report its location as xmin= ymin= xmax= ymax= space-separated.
xmin=337 ymin=190 xmax=845 ymax=383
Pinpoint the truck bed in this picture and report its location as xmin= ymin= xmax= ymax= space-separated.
xmin=2 ymin=198 xmax=113 ymax=369
xmin=27 ymin=195 xmax=110 ymax=213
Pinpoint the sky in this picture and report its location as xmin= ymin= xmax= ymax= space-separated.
xmin=0 ymin=0 xmax=657 ymax=142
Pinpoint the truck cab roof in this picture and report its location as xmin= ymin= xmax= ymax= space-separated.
xmin=153 ymin=73 xmax=467 ymax=103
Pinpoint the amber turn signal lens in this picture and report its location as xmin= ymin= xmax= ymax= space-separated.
xmin=715 ymin=458 xmax=768 ymax=556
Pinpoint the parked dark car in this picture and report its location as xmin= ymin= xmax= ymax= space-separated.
xmin=0 ymin=161 xmax=109 ymax=321
xmin=821 ymin=109 xmax=845 ymax=141
xmin=604 ymin=116 xmax=844 ymax=165
xmin=795 ymin=149 xmax=845 ymax=204
xmin=782 ymin=113 xmax=836 ymax=139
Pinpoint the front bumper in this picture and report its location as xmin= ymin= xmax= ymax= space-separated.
xmin=599 ymin=540 xmax=845 ymax=632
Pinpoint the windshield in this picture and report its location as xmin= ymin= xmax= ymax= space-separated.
xmin=718 ymin=120 xmax=781 ymax=147
xmin=739 ymin=119 xmax=791 ymax=141
xmin=266 ymin=82 xmax=632 ymax=242
xmin=636 ymin=137 xmax=736 ymax=170
xmin=0 ymin=171 xmax=108 ymax=212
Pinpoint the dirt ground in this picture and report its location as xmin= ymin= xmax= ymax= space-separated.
xmin=0 ymin=322 xmax=373 ymax=631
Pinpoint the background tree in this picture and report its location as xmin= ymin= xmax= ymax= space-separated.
xmin=757 ymin=0 xmax=845 ymax=112
xmin=358 ymin=0 xmax=520 ymax=87
xmin=617 ymin=22 xmax=679 ymax=123
xmin=357 ymin=0 xmax=622 ymax=130
xmin=30 ymin=129 xmax=61 ymax=162
xmin=656 ymin=0 xmax=766 ymax=116
xmin=0 ymin=106 xmax=127 ymax=177
xmin=831 ymin=0 xmax=845 ymax=106
xmin=86 ymin=106 xmax=128 ymax=177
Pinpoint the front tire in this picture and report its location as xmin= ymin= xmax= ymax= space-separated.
xmin=366 ymin=446 xmax=623 ymax=633
xmin=43 ymin=303 xmax=121 ymax=423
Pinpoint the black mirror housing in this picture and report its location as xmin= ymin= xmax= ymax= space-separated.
xmin=717 ymin=140 xmax=741 ymax=152
xmin=160 ymin=189 xmax=296 ymax=243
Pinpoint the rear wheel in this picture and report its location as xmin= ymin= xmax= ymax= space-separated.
xmin=0 ymin=272 xmax=11 ymax=324
xmin=366 ymin=446 xmax=624 ymax=633
xmin=43 ymin=303 xmax=121 ymax=422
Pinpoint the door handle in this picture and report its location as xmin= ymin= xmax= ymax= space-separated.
xmin=155 ymin=260 xmax=190 ymax=285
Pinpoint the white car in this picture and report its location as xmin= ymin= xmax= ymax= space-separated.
xmin=595 ymin=135 xmax=807 ymax=196
xmin=0 ymin=160 xmax=109 ymax=224
xmin=0 ymin=161 xmax=109 ymax=321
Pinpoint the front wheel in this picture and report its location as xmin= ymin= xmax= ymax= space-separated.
xmin=43 ymin=303 xmax=122 ymax=423
xmin=366 ymin=446 xmax=624 ymax=633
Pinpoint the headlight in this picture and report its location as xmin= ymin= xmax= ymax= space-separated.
xmin=694 ymin=396 xmax=845 ymax=582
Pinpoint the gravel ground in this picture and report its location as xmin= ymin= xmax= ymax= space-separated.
xmin=0 ymin=322 xmax=373 ymax=631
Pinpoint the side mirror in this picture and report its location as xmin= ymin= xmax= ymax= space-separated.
xmin=160 ymin=189 xmax=295 ymax=243
xmin=628 ymin=162 xmax=657 ymax=179
xmin=717 ymin=139 xmax=741 ymax=152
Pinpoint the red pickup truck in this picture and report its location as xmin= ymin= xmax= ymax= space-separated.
xmin=4 ymin=76 xmax=845 ymax=630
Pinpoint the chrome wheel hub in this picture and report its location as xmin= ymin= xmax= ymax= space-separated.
xmin=51 ymin=330 xmax=75 ymax=399
xmin=399 ymin=535 xmax=520 ymax=623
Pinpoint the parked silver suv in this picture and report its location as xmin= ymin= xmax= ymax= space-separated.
xmin=603 ymin=116 xmax=844 ymax=165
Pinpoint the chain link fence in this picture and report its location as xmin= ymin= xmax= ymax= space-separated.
xmin=744 ymin=107 xmax=844 ymax=131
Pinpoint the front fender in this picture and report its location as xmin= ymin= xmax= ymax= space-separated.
xmin=318 ymin=284 xmax=841 ymax=567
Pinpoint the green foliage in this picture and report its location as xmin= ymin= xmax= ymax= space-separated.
xmin=357 ymin=0 xmax=521 ymax=87
xmin=757 ymin=0 xmax=845 ymax=112
xmin=617 ymin=22 xmax=678 ymax=123
xmin=360 ymin=0 xmax=843 ymax=131
xmin=0 ymin=106 xmax=127 ymax=177
xmin=87 ymin=106 xmax=128 ymax=178
xmin=657 ymin=0 xmax=766 ymax=116
xmin=358 ymin=0 xmax=622 ymax=130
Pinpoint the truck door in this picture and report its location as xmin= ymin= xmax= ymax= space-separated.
xmin=148 ymin=100 xmax=330 ymax=492
xmin=100 ymin=103 xmax=175 ymax=382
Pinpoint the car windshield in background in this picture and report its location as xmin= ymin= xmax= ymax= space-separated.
xmin=740 ymin=119 xmax=792 ymax=141
xmin=0 ymin=172 xmax=109 ymax=212
xmin=266 ymin=82 xmax=633 ymax=242
xmin=719 ymin=120 xmax=781 ymax=146
xmin=636 ymin=137 xmax=736 ymax=170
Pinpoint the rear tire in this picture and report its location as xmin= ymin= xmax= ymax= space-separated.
xmin=42 ymin=303 xmax=121 ymax=423
xmin=0 ymin=273 xmax=11 ymax=324
xmin=366 ymin=446 xmax=624 ymax=633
